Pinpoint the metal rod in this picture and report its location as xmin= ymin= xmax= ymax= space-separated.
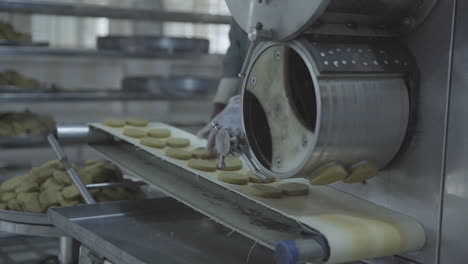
xmin=56 ymin=125 xmax=89 ymax=145
xmin=0 ymin=0 xmax=231 ymax=24
xmin=47 ymin=134 xmax=96 ymax=204
xmin=86 ymin=181 xmax=146 ymax=190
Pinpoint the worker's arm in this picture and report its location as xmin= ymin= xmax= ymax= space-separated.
xmin=211 ymin=20 xmax=248 ymax=117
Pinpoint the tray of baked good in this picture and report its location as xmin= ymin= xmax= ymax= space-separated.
xmin=97 ymin=36 xmax=209 ymax=55
xmin=0 ymin=69 xmax=59 ymax=92
xmin=0 ymin=21 xmax=48 ymax=47
xmin=0 ymin=159 xmax=151 ymax=226
xmin=0 ymin=110 xmax=56 ymax=148
xmin=122 ymin=76 xmax=218 ymax=97
xmin=0 ymin=133 xmax=51 ymax=148
xmin=0 ymin=40 xmax=48 ymax=47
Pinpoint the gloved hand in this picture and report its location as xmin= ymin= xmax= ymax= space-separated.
xmin=197 ymin=95 xmax=242 ymax=154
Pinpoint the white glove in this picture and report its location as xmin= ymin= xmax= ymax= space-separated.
xmin=197 ymin=95 xmax=242 ymax=154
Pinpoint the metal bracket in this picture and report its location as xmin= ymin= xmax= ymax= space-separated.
xmin=238 ymin=22 xmax=272 ymax=78
xmin=211 ymin=122 xmax=271 ymax=181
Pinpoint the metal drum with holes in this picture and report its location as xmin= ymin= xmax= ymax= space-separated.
xmin=240 ymin=36 xmax=415 ymax=180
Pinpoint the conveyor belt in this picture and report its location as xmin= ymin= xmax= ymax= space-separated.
xmin=89 ymin=122 xmax=426 ymax=264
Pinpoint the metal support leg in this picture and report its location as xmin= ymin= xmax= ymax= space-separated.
xmin=59 ymin=236 xmax=80 ymax=264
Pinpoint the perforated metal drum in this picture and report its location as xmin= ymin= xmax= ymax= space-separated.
xmin=240 ymin=36 xmax=414 ymax=180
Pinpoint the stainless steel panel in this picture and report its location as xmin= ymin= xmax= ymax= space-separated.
xmin=440 ymin=0 xmax=468 ymax=263
xmin=330 ymin=1 xmax=456 ymax=263
xmin=226 ymin=0 xmax=438 ymax=38
xmin=49 ymin=198 xmax=276 ymax=264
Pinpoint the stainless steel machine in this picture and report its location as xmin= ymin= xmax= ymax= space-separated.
xmin=211 ymin=0 xmax=462 ymax=263
xmin=17 ymin=0 xmax=468 ymax=263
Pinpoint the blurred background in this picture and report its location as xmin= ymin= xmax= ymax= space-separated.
xmin=0 ymin=2 xmax=231 ymax=262
xmin=0 ymin=0 xmax=231 ymax=168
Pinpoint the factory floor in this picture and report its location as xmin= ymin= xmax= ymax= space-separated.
xmin=0 ymin=234 xmax=58 ymax=264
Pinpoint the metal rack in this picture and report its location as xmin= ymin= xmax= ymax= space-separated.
xmin=0 ymin=0 xmax=226 ymax=102
xmin=0 ymin=0 xmax=231 ymax=24
xmin=0 ymin=46 xmax=217 ymax=59
xmin=0 ymin=91 xmax=210 ymax=102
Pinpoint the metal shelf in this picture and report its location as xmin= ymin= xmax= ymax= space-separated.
xmin=0 ymin=0 xmax=231 ymax=24
xmin=0 ymin=46 xmax=220 ymax=59
xmin=0 ymin=91 xmax=211 ymax=102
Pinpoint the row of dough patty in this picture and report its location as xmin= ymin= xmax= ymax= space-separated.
xmin=102 ymin=118 xmax=312 ymax=200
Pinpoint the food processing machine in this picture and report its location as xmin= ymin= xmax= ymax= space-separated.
xmin=7 ymin=0 xmax=467 ymax=263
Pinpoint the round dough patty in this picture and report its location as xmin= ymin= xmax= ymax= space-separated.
xmin=102 ymin=118 xmax=125 ymax=128
xmin=191 ymin=147 xmax=216 ymax=160
xmin=248 ymin=184 xmax=283 ymax=199
xmin=140 ymin=137 xmax=165 ymax=149
xmin=123 ymin=128 xmax=147 ymax=138
xmin=277 ymin=182 xmax=309 ymax=196
xmin=166 ymin=137 xmax=190 ymax=148
xmin=188 ymin=159 xmax=217 ymax=172
xmin=148 ymin=128 xmax=171 ymax=138
xmin=217 ymin=172 xmax=249 ymax=185
xmin=344 ymin=162 xmax=378 ymax=183
xmin=126 ymin=117 xmax=148 ymax=127
xmin=218 ymin=158 xmax=243 ymax=171
xmin=247 ymin=171 xmax=275 ymax=184
xmin=0 ymin=176 xmax=24 ymax=192
xmin=309 ymin=164 xmax=348 ymax=185
xmin=165 ymin=148 xmax=192 ymax=160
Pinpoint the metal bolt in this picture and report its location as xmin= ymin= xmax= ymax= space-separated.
xmin=276 ymin=159 xmax=281 ymax=167
xmin=403 ymin=17 xmax=413 ymax=26
xmin=333 ymin=61 xmax=339 ymax=67
xmin=345 ymin=22 xmax=357 ymax=29
xmin=320 ymin=52 xmax=326 ymax=57
xmin=401 ymin=17 xmax=415 ymax=31
xmin=342 ymin=60 xmax=347 ymax=65
xmin=324 ymin=61 xmax=329 ymax=66
xmin=251 ymin=77 xmax=256 ymax=85
xmin=275 ymin=51 xmax=281 ymax=61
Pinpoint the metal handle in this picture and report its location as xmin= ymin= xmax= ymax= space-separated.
xmin=238 ymin=22 xmax=272 ymax=78
xmin=47 ymin=134 xmax=96 ymax=204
